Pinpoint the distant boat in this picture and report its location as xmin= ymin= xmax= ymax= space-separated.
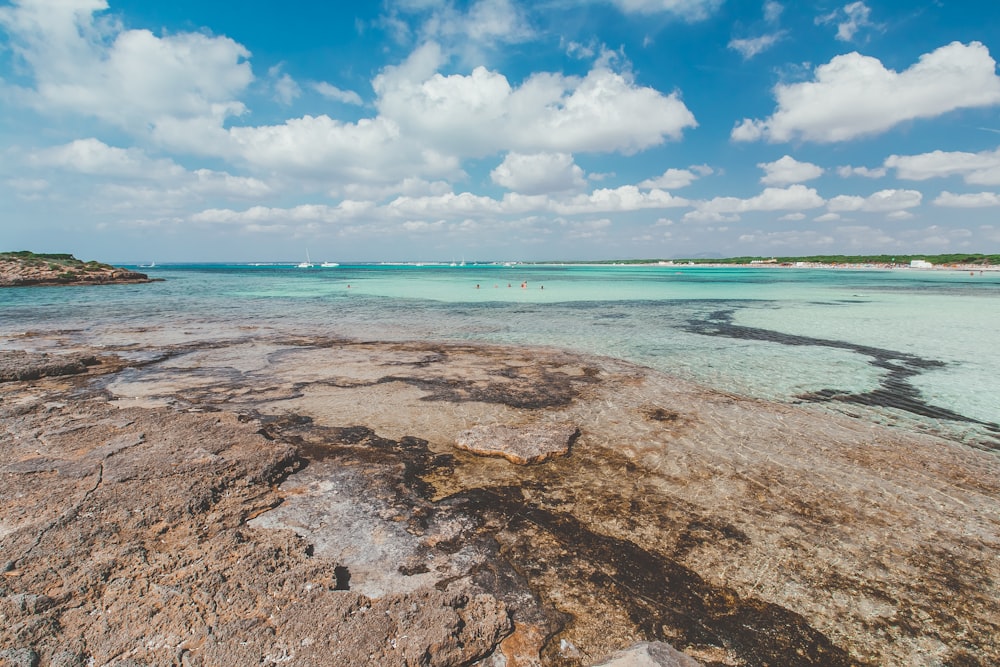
xmin=298 ymin=251 xmax=314 ymax=268
xmin=320 ymin=261 xmax=339 ymax=268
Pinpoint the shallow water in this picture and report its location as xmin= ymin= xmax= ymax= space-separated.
xmin=2 ymin=263 xmax=997 ymax=446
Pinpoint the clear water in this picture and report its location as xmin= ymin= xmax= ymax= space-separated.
xmin=2 ymin=263 xmax=998 ymax=446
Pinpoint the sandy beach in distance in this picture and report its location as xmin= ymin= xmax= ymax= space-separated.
xmin=2 ymin=324 xmax=998 ymax=666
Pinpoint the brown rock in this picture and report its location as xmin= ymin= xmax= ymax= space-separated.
xmin=455 ymin=422 xmax=578 ymax=464
xmin=0 ymin=350 xmax=99 ymax=382
xmin=0 ymin=253 xmax=152 ymax=287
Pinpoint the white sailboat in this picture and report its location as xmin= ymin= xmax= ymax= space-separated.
xmin=298 ymin=251 xmax=314 ymax=268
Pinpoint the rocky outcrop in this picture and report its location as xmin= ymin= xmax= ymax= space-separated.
xmin=3 ymin=335 xmax=999 ymax=666
xmin=0 ymin=350 xmax=99 ymax=382
xmin=0 ymin=381 xmax=511 ymax=666
xmin=455 ymin=422 xmax=578 ymax=464
xmin=0 ymin=252 xmax=152 ymax=287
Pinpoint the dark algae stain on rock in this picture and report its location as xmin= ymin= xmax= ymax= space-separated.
xmin=445 ymin=488 xmax=859 ymax=666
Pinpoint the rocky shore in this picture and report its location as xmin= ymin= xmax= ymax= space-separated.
xmin=1 ymin=334 xmax=998 ymax=666
xmin=0 ymin=252 xmax=153 ymax=287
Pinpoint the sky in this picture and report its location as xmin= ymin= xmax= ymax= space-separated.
xmin=2 ymin=0 xmax=1000 ymax=263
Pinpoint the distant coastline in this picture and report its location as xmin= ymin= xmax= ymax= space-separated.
xmin=548 ymin=253 xmax=1000 ymax=271
xmin=0 ymin=251 xmax=155 ymax=287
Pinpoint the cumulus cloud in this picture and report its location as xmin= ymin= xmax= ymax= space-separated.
xmin=0 ymin=0 xmax=252 ymax=136
xmin=933 ymin=191 xmax=1000 ymax=207
xmin=490 ymin=152 xmax=587 ymax=194
xmin=684 ymin=184 xmax=825 ymax=221
xmin=189 ymin=182 xmax=692 ymax=232
xmin=816 ymin=2 xmax=878 ymax=42
xmin=227 ymin=113 xmax=461 ymax=183
xmin=826 ymin=189 xmax=922 ymax=212
xmin=837 ymin=165 xmax=887 ymax=178
xmin=30 ymin=138 xmax=183 ymax=178
xmin=758 ymin=155 xmax=823 ymax=185
xmin=885 ymin=147 xmax=1000 ymax=185
xmin=372 ymin=42 xmax=697 ymax=157
xmin=732 ymin=42 xmax=1000 ymax=143
xmin=551 ymin=185 xmax=688 ymax=215
xmin=28 ymin=138 xmax=271 ymax=199
xmin=639 ymin=167 xmax=710 ymax=189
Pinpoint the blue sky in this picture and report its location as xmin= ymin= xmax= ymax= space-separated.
xmin=2 ymin=0 xmax=1000 ymax=262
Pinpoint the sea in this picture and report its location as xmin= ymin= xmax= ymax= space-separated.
xmin=2 ymin=262 xmax=998 ymax=448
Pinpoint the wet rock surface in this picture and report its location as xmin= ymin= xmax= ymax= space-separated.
xmin=0 ymin=350 xmax=100 ymax=382
xmin=1 ymin=333 xmax=999 ymax=666
xmin=455 ymin=422 xmax=579 ymax=464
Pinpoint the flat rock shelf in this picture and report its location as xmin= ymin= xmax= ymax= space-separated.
xmin=1 ymin=332 xmax=998 ymax=666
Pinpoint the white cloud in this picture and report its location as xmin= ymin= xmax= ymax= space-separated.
xmin=28 ymin=138 xmax=272 ymax=201
xmin=422 ymin=0 xmax=534 ymax=46
xmin=729 ymin=33 xmax=785 ymax=60
xmin=313 ymin=82 xmax=364 ymax=105
xmin=490 ymin=152 xmax=587 ymax=194
xmin=759 ymin=155 xmax=823 ymax=185
xmin=6 ymin=177 xmax=49 ymax=192
xmin=827 ymin=189 xmax=922 ymax=212
xmin=608 ymin=0 xmax=723 ymax=20
xmin=732 ymin=42 xmax=1000 ymax=143
xmin=779 ymin=212 xmax=806 ymax=221
xmin=269 ymin=66 xmax=301 ymax=106
xmin=685 ymin=184 xmax=825 ymax=221
xmin=814 ymin=212 xmax=842 ymax=222
xmin=885 ymin=147 xmax=1000 ymax=185
xmin=552 ymin=185 xmax=688 ymax=215
xmin=30 ymin=138 xmax=183 ymax=178
xmin=837 ymin=165 xmax=887 ymax=178
xmin=816 ymin=2 xmax=878 ymax=42
xmin=933 ymin=191 xmax=1000 ymax=207
xmin=188 ymin=182 xmax=692 ymax=232
xmin=731 ymin=118 xmax=766 ymax=142
xmin=0 ymin=0 xmax=252 ymax=136
xmin=372 ymin=42 xmax=697 ymax=157
xmin=639 ymin=167 xmax=708 ymax=189
xmin=886 ymin=210 xmax=914 ymax=220
xmin=763 ymin=1 xmax=783 ymax=23
xmin=227 ymin=114 xmax=462 ymax=182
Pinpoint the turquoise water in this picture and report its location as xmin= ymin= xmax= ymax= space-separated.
xmin=2 ymin=263 xmax=998 ymax=447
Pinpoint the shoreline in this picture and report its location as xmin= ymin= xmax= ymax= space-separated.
xmin=2 ymin=329 xmax=998 ymax=665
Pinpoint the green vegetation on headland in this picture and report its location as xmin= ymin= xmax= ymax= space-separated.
xmin=1 ymin=251 xmax=115 ymax=271
xmin=572 ymin=253 xmax=1000 ymax=266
